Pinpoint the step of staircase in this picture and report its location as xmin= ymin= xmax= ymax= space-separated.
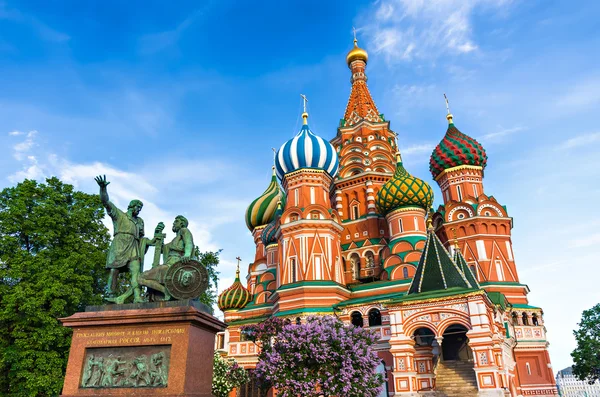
xmin=435 ymin=360 xmax=478 ymax=397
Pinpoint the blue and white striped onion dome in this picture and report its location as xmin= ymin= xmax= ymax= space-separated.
xmin=275 ymin=122 xmax=339 ymax=181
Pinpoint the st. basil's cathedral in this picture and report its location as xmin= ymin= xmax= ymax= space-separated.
xmin=216 ymin=37 xmax=558 ymax=397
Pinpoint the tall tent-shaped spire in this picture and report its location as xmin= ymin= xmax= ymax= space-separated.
xmin=408 ymin=218 xmax=474 ymax=295
xmin=342 ymin=35 xmax=383 ymax=126
xmin=454 ymin=248 xmax=480 ymax=289
xmin=451 ymin=228 xmax=480 ymax=288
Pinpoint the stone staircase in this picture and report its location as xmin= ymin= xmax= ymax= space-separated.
xmin=434 ymin=360 xmax=479 ymax=396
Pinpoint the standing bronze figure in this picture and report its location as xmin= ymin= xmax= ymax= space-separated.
xmin=95 ymin=175 xmax=145 ymax=303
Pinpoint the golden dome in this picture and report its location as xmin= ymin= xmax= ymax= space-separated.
xmin=346 ymin=38 xmax=368 ymax=66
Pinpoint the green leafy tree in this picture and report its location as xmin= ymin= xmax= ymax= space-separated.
xmin=195 ymin=248 xmax=220 ymax=311
xmin=0 ymin=178 xmax=111 ymax=397
xmin=212 ymin=351 xmax=249 ymax=397
xmin=571 ymin=303 xmax=600 ymax=383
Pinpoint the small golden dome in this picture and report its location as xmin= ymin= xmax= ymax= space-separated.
xmin=346 ymin=38 xmax=368 ymax=66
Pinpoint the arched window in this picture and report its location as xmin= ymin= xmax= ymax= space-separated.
xmin=295 ymin=317 xmax=301 ymax=325
xmin=351 ymin=204 xmax=360 ymax=220
xmin=351 ymin=253 xmax=361 ymax=279
xmin=366 ymin=252 xmax=375 ymax=268
xmin=522 ymin=312 xmax=529 ymax=326
xmin=351 ymin=311 xmax=364 ymax=328
xmin=512 ymin=312 xmax=519 ymax=326
xmin=532 ymin=313 xmax=539 ymax=326
xmin=368 ymin=309 xmax=382 ymax=327
xmin=402 ymin=267 xmax=409 ymax=279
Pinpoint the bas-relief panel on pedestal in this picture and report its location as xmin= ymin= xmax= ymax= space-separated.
xmin=80 ymin=345 xmax=171 ymax=389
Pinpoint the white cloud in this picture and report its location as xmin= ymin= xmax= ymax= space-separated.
xmin=359 ymin=0 xmax=513 ymax=63
xmin=0 ymin=3 xmax=69 ymax=43
xmin=391 ymin=84 xmax=440 ymax=118
xmin=5 ymin=131 xmax=257 ymax=267
xmin=558 ymin=132 xmax=600 ymax=150
xmin=8 ymin=130 xmax=23 ymax=136
xmin=479 ymin=125 xmax=525 ymax=142
xmin=138 ymin=8 xmax=207 ymax=55
xmin=400 ymin=143 xmax=434 ymax=156
xmin=556 ymin=77 xmax=600 ymax=111
xmin=11 ymin=130 xmax=37 ymax=160
xmin=568 ymin=233 xmax=600 ymax=249
xmin=9 ymin=155 xmax=44 ymax=182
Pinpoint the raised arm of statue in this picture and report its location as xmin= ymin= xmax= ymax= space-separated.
xmin=94 ymin=175 xmax=111 ymax=208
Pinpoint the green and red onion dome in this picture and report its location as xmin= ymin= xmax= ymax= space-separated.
xmin=430 ymin=114 xmax=487 ymax=179
xmin=261 ymin=201 xmax=283 ymax=246
xmin=245 ymin=168 xmax=286 ymax=231
xmin=376 ymin=153 xmax=434 ymax=215
xmin=217 ymin=267 xmax=251 ymax=311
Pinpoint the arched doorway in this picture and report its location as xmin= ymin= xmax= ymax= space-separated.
xmin=375 ymin=361 xmax=389 ymax=397
xmin=441 ymin=324 xmax=472 ymax=361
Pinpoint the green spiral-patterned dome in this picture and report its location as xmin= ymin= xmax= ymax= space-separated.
xmin=376 ymin=154 xmax=434 ymax=215
xmin=262 ymin=201 xmax=283 ymax=246
xmin=245 ymin=168 xmax=286 ymax=231
xmin=217 ymin=267 xmax=251 ymax=311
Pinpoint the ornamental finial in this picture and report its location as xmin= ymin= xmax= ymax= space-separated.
xmin=300 ymin=94 xmax=309 ymax=125
xmin=444 ymin=93 xmax=454 ymax=124
xmin=451 ymin=227 xmax=459 ymax=251
xmin=427 ymin=208 xmax=435 ymax=231
xmin=235 ymin=256 xmax=242 ymax=279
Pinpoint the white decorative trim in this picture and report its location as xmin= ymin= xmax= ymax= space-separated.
xmin=448 ymin=205 xmax=474 ymax=221
xmin=477 ymin=203 xmax=503 ymax=216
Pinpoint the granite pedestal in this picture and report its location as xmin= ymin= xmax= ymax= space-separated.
xmin=60 ymin=300 xmax=225 ymax=397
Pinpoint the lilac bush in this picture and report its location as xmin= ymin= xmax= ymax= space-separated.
xmin=247 ymin=315 xmax=384 ymax=397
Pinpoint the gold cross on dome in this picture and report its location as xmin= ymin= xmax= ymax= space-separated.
xmin=236 ymin=256 xmax=242 ymax=266
xmin=444 ymin=93 xmax=451 ymax=114
xmin=353 ymin=26 xmax=357 ymax=41
xmin=300 ymin=94 xmax=308 ymax=113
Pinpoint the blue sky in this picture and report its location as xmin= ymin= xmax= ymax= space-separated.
xmin=1 ymin=0 xmax=599 ymax=372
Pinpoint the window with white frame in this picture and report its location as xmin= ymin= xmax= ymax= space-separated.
xmin=495 ymin=260 xmax=505 ymax=281
xmin=314 ymin=256 xmax=322 ymax=280
xmin=290 ymin=258 xmax=297 ymax=283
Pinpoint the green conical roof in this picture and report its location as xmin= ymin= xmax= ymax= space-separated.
xmin=408 ymin=228 xmax=474 ymax=295
xmin=453 ymin=248 xmax=480 ymax=289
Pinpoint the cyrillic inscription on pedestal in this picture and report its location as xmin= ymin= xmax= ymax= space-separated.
xmin=80 ymin=345 xmax=170 ymax=389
